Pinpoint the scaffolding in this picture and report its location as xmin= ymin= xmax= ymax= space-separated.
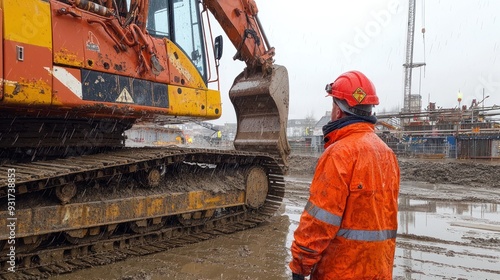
xmin=376 ymin=105 xmax=500 ymax=159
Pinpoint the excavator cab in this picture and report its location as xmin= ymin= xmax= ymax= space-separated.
xmin=146 ymin=0 xmax=208 ymax=81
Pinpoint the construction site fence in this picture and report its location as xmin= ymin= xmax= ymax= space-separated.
xmin=289 ymin=142 xmax=324 ymax=157
xmin=386 ymin=143 xmax=454 ymax=159
xmin=289 ymin=142 xmax=455 ymax=158
xmin=290 ymin=140 xmax=500 ymax=160
xmin=384 ymin=141 xmax=500 ymax=160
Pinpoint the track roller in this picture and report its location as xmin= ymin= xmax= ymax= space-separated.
xmin=129 ymin=217 xmax=166 ymax=234
xmin=245 ymin=166 xmax=269 ymax=209
xmin=178 ymin=209 xmax=215 ymax=226
xmin=55 ymin=183 xmax=77 ymax=204
xmin=64 ymin=227 xmax=108 ymax=244
xmin=141 ymin=165 xmax=166 ymax=188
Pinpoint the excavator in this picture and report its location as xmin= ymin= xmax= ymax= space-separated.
xmin=0 ymin=0 xmax=289 ymax=276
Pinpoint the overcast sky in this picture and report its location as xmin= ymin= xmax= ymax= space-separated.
xmin=210 ymin=0 xmax=499 ymax=124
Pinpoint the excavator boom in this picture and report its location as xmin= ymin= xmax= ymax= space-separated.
xmin=203 ymin=0 xmax=291 ymax=166
xmin=203 ymin=0 xmax=273 ymax=70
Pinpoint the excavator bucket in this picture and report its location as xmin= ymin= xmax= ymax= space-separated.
xmin=229 ymin=65 xmax=291 ymax=168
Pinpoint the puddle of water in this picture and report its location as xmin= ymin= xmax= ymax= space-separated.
xmin=396 ymin=194 xmax=500 ymax=279
xmin=394 ymin=244 xmax=500 ymax=280
xmin=285 ymin=202 xmax=303 ymax=251
xmin=399 ymin=197 xmax=500 ymax=241
xmin=284 ymin=176 xmax=313 ymax=184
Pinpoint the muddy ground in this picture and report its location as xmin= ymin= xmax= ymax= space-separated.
xmin=53 ymin=155 xmax=500 ymax=280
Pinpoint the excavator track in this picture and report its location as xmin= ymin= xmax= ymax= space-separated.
xmin=0 ymin=147 xmax=285 ymax=277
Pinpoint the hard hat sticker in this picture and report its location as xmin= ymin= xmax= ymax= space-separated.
xmin=352 ymin=88 xmax=367 ymax=104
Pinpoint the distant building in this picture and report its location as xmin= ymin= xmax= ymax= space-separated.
xmin=287 ymin=119 xmax=312 ymax=138
xmin=285 ymin=112 xmax=331 ymax=155
xmin=313 ymin=112 xmax=331 ymax=136
xmin=286 ymin=119 xmax=308 ymax=154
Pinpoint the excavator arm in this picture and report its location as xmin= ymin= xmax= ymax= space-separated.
xmin=203 ymin=0 xmax=274 ymax=73
xmin=203 ymin=0 xmax=291 ymax=167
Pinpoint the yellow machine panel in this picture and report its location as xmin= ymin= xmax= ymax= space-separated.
xmin=2 ymin=0 xmax=53 ymax=106
xmin=168 ymin=86 xmax=221 ymax=118
xmin=2 ymin=0 xmax=52 ymax=48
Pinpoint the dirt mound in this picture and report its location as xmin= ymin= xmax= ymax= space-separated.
xmin=288 ymin=155 xmax=500 ymax=188
xmin=287 ymin=155 xmax=318 ymax=176
xmin=399 ymin=159 xmax=500 ymax=188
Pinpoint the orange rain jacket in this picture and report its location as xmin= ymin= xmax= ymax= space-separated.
xmin=290 ymin=122 xmax=400 ymax=280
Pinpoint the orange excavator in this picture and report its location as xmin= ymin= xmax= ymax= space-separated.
xmin=0 ymin=0 xmax=289 ymax=275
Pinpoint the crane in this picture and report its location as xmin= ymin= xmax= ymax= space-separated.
xmin=403 ymin=0 xmax=426 ymax=115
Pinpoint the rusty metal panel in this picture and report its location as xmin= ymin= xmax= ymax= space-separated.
xmin=0 ymin=190 xmax=245 ymax=239
xmin=458 ymin=138 xmax=494 ymax=159
xmin=493 ymin=140 xmax=500 ymax=158
xmin=81 ymin=69 xmax=169 ymax=108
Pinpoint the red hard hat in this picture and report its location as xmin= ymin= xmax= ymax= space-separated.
xmin=325 ymin=71 xmax=379 ymax=107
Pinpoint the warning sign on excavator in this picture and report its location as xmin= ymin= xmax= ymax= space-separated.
xmin=116 ymin=87 xmax=134 ymax=103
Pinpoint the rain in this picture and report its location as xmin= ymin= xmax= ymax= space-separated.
xmin=1 ymin=0 xmax=500 ymax=279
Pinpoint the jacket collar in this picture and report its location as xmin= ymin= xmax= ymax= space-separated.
xmin=323 ymin=122 xmax=376 ymax=149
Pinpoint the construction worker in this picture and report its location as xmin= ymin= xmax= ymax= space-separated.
xmin=289 ymin=71 xmax=400 ymax=280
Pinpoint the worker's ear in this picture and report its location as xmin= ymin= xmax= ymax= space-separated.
xmin=340 ymin=110 xmax=350 ymax=119
xmin=331 ymin=102 xmax=342 ymax=121
xmin=333 ymin=103 xmax=344 ymax=119
xmin=336 ymin=108 xmax=344 ymax=119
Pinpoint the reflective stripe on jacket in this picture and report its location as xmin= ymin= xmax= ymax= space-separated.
xmin=289 ymin=122 xmax=400 ymax=280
